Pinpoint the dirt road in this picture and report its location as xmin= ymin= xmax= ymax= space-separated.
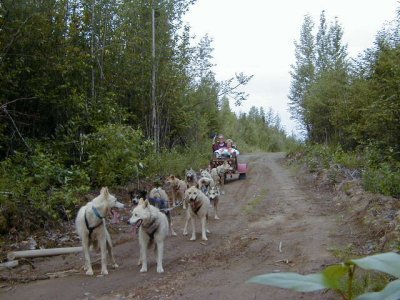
xmin=0 ymin=153 xmax=345 ymax=299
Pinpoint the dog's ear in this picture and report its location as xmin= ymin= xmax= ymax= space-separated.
xmin=139 ymin=198 xmax=145 ymax=205
xmin=143 ymin=199 xmax=150 ymax=207
xmin=170 ymin=175 xmax=175 ymax=180
xmin=139 ymin=190 xmax=147 ymax=199
xmin=101 ymin=187 xmax=109 ymax=196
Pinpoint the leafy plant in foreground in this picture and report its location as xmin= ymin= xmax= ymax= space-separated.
xmin=247 ymin=252 xmax=400 ymax=300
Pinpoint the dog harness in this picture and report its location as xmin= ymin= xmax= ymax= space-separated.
xmin=142 ymin=217 xmax=159 ymax=240
xmin=190 ymin=197 xmax=202 ymax=215
xmin=148 ymin=197 xmax=168 ymax=210
xmin=84 ymin=206 xmax=104 ymax=240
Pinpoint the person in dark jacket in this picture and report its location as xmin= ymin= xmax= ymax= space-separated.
xmin=212 ymin=134 xmax=227 ymax=152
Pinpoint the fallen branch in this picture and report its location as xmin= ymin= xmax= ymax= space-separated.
xmin=7 ymin=246 xmax=82 ymax=261
xmin=274 ymin=259 xmax=292 ymax=264
xmin=0 ymin=260 xmax=18 ymax=270
xmin=278 ymin=241 xmax=282 ymax=253
xmin=46 ymin=269 xmax=80 ymax=279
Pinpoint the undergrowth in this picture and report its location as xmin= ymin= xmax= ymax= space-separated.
xmin=0 ymin=124 xmax=211 ymax=233
xmin=287 ymin=144 xmax=400 ymax=198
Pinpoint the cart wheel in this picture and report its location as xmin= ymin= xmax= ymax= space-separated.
xmin=239 ymin=173 xmax=246 ymax=180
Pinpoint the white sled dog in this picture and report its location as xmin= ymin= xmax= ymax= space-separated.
xmin=129 ymin=199 xmax=169 ymax=273
xmin=197 ymin=169 xmax=214 ymax=194
xmin=210 ymin=161 xmax=232 ymax=195
xmin=183 ymin=186 xmax=210 ymax=241
xmin=75 ymin=187 xmax=124 ymax=275
xmin=207 ymin=185 xmax=220 ymax=220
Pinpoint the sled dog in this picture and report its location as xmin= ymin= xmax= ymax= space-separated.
xmin=149 ymin=187 xmax=177 ymax=236
xmin=210 ymin=161 xmax=232 ymax=194
xmin=129 ymin=189 xmax=147 ymax=206
xmin=207 ymin=185 xmax=220 ymax=220
xmin=129 ymin=199 xmax=169 ymax=273
xmin=185 ymin=168 xmax=198 ymax=187
xmin=75 ymin=187 xmax=124 ymax=275
xmin=165 ymin=175 xmax=187 ymax=206
xmin=183 ymin=186 xmax=210 ymax=241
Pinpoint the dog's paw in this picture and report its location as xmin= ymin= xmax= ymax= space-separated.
xmin=101 ymin=269 xmax=109 ymax=275
xmin=140 ymin=267 xmax=147 ymax=273
xmin=183 ymin=230 xmax=188 ymax=236
xmin=113 ymin=263 xmax=119 ymax=269
xmin=86 ymin=269 xmax=94 ymax=276
xmin=206 ymin=229 xmax=210 ymax=233
xmin=157 ymin=267 xmax=164 ymax=273
xmin=202 ymin=236 xmax=208 ymax=241
xmin=171 ymin=231 xmax=177 ymax=236
xmin=214 ymin=215 xmax=220 ymax=220
xmin=190 ymin=236 xmax=196 ymax=241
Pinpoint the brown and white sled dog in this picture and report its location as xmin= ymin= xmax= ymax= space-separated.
xmin=165 ymin=175 xmax=187 ymax=206
xmin=183 ymin=186 xmax=210 ymax=241
xmin=210 ymin=161 xmax=232 ymax=195
xmin=129 ymin=199 xmax=169 ymax=273
xmin=207 ymin=185 xmax=220 ymax=220
xmin=75 ymin=187 xmax=124 ymax=275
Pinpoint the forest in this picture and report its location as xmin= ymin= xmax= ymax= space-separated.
xmin=289 ymin=8 xmax=400 ymax=198
xmin=0 ymin=0 xmax=294 ymax=232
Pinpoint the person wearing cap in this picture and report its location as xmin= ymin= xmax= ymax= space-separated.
xmin=212 ymin=134 xmax=227 ymax=152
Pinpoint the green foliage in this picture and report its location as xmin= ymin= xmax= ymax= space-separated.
xmin=0 ymin=147 xmax=90 ymax=231
xmin=247 ymin=252 xmax=400 ymax=300
xmin=146 ymin=143 xmax=210 ymax=179
xmin=362 ymin=162 xmax=400 ymax=197
xmin=85 ymin=124 xmax=152 ymax=187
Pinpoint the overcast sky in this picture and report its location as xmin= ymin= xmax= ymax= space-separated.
xmin=183 ymin=0 xmax=399 ymax=137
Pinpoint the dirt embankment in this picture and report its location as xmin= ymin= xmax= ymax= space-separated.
xmin=0 ymin=152 xmax=393 ymax=300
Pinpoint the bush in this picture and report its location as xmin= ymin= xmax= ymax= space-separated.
xmin=362 ymin=162 xmax=400 ymax=197
xmin=289 ymin=144 xmax=400 ymax=197
xmin=0 ymin=147 xmax=90 ymax=230
xmin=84 ymin=124 xmax=152 ymax=186
xmin=146 ymin=143 xmax=211 ymax=179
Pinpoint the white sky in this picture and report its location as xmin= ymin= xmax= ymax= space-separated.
xmin=183 ymin=0 xmax=399 ymax=137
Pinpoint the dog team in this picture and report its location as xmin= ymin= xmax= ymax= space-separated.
xmin=74 ymin=161 xmax=233 ymax=275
